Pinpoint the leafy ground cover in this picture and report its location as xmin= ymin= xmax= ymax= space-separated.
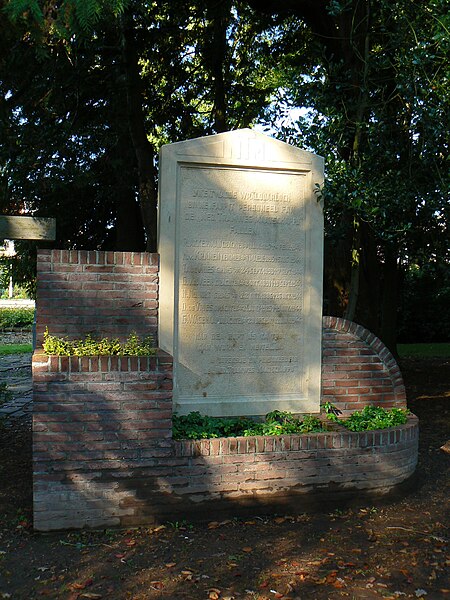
xmin=173 ymin=410 xmax=325 ymax=439
xmin=0 ymin=356 xmax=449 ymax=599
xmin=338 ymin=406 xmax=410 ymax=432
xmin=173 ymin=407 xmax=409 ymax=439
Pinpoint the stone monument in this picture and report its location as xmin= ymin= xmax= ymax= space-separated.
xmin=158 ymin=129 xmax=323 ymax=416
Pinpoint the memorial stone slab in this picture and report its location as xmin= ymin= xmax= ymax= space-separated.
xmin=158 ymin=129 xmax=323 ymax=416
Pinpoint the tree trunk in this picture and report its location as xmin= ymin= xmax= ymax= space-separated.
xmin=205 ymin=0 xmax=231 ymax=133
xmin=380 ymin=246 xmax=400 ymax=357
xmin=120 ymin=12 xmax=158 ymax=251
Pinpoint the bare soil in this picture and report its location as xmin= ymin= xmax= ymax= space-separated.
xmin=0 ymin=357 xmax=449 ymax=600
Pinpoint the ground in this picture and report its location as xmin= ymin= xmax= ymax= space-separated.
xmin=0 ymin=357 xmax=449 ymax=600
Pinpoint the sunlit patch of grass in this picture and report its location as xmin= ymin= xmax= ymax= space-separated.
xmin=0 ymin=344 xmax=32 ymax=355
xmin=397 ymin=343 xmax=450 ymax=358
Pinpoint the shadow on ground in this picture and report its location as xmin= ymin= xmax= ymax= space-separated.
xmin=0 ymin=356 xmax=448 ymax=599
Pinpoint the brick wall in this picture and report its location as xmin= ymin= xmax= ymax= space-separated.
xmin=33 ymin=250 xmax=414 ymax=531
xmin=32 ymin=347 xmax=418 ymax=530
xmin=322 ymin=316 xmax=406 ymax=416
xmin=33 ymin=350 xmax=174 ymax=530
xmin=35 ymin=250 xmax=158 ymax=345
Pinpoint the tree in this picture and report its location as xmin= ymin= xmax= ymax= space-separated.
xmin=2 ymin=0 xmax=448 ymax=347
xmin=251 ymin=0 xmax=449 ymax=351
xmin=2 ymin=0 xmax=283 ymax=250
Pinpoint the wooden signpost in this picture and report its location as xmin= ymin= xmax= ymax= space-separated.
xmin=0 ymin=216 xmax=55 ymax=306
xmin=0 ymin=216 xmax=56 ymax=241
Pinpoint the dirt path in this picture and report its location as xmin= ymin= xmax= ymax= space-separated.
xmin=0 ymin=357 xmax=448 ymax=600
xmin=0 ymin=353 xmax=32 ymax=421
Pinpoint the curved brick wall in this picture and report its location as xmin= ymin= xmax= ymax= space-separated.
xmin=169 ymin=416 xmax=418 ymax=518
xmin=322 ymin=316 xmax=406 ymax=415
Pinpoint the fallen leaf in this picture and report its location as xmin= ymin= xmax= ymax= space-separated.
xmin=124 ymin=539 xmax=136 ymax=547
xmin=208 ymin=588 xmax=221 ymax=599
xmin=285 ymin=580 xmax=296 ymax=594
xmin=165 ymin=562 xmax=176 ymax=568
xmin=181 ymin=570 xmax=194 ymax=580
xmin=274 ymin=517 xmax=286 ymax=524
xmin=242 ymin=547 xmax=253 ymax=553
xmin=80 ymin=594 xmax=103 ymax=599
xmin=439 ymin=441 xmax=450 ymax=454
xmin=71 ymin=580 xmax=93 ymax=591
xmin=326 ymin=571 xmax=338 ymax=584
xmin=150 ymin=581 xmax=164 ymax=590
xmin=208 ymin=521 xmax=220 ymax=529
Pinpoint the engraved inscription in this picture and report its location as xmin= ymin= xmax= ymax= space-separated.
xmin=177 ymin=166 xmax=306 ymax=397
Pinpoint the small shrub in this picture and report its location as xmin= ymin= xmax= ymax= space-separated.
xmin=341 ymin=406 xmax=410 ymax=431
xmin=42 ymin=329 xmax=156 ymax=356
xmin=172 ymin=409 xmax=326 ymax=440
xmin=0 ymin=307 xmax=34 ymax=330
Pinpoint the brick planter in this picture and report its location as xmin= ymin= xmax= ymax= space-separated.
xmin=33 ymin=348 xmax=418 ymax=531
xmin=32 ymin=250 xmax=418 ymax=531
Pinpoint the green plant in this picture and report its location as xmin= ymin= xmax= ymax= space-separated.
xmin=172 ymin=411 xmax=253 ymax=440
xmin=42 ymin=329 xmax=156 ymax=356
xmin=0 ymin=307 xmax=34 ymax=330
xmin=172 ymin=410 xmax=326 ymax=440
xmin=323 ymin=401 xmax=342 ymax=422
xmin=342 ymin=406 xmax=410 ymax=432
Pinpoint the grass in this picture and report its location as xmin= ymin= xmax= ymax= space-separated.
xmin=397 ymin=343 xmax=450 ymax=357
xmin=0 ymin=343 xmax=33 ymax=355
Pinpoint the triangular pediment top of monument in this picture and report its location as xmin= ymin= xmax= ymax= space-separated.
xmin=163 ymin=128 xmax=322 ymax=169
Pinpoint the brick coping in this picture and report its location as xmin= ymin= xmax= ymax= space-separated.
xmin=32 ymin=349 xmax=172 ymax=373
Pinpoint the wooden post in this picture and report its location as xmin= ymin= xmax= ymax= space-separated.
xmin=0 ymin=216 xmax=56 ymax=241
